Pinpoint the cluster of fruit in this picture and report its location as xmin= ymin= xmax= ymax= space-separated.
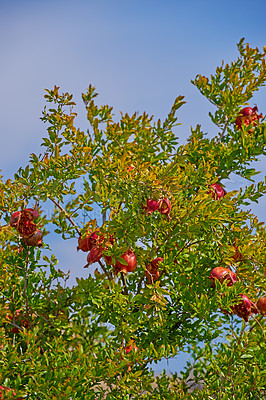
xmin=209 ymin=266 xmax=266 ymax=321
xmin=77 ymin=230 xmax=137 ymax=273
xmin=10 ymin=208 xmax=42 ymax=247
xmin=77 ymin=181 xmax=228 ymax=280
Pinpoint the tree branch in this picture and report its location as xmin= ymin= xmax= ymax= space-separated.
xmin=48 ymin=196 xmax=81 ymax=236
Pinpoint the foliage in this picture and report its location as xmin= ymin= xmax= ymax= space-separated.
xmin=0 ymin=39 xmax=265 ymax=399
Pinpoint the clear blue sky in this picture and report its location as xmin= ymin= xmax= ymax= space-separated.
xmin=1 ymin=0 xmax=265 ymax=373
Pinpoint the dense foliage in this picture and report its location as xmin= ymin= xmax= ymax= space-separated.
xmin=0 ymin=39 xmax=265 ymax=399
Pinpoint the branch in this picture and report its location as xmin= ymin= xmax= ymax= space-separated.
xmin=218 ymin=115 xmax=229 ymax=142
xmin=121 ymin=273 xmax=128 ymax=295
xmin=48 ymin=196 xmax=81 ymax=236
xmin=98 ymin=259 xmax=113 ymax=282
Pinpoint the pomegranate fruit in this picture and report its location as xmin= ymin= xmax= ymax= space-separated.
xmin=158 ymin=197 xmax=171 ymax=216
xmin=84 ymin=246 xmax=104 ymax=267
xmin=10 ymin=211 xmax=21 ymax=227
xmin=77 ymin=230 xmax=104 ymax=252
xmin=208 ymin=183 xmax=226 ymax=200
xmin=145 ymin=257 xmax=164 ymax=283
xmin=22 ymin=229 xmax=43 ymax=247
xmin=208 ymin=267 xmax=237 ymax=288
xmin=125 ymin=341 xmax=138 ymax=355
xmin=235 ymin=106 xmax=262 ymax=131
xmin=143 ymin=199 xmax=161 ymax=214
xmin=114 ymin=250 xmax=137 ymax=273
xmin=257 ymin=297 xmax=266 ymax=315
xmin=15 ymin=208 xmax=39 ymax=237
xmin=232 ymin=294 xmax=258 ymax=322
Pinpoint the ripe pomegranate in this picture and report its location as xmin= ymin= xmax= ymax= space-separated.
xmin=235 ymin=106 xmax=262 ymax=131
xmin=84 ymin=246 xmax=104 ymax=267
xmin=77 ymin=230 xmax=104 ymax=252
xmin=125 ymin=341 xmax=138 ymax=355
xmin=208 ymin=267 xmax=237 ymax=288
xmin=158 ymin=197 xmax=171 ymax=216
xmin=257 ymin=297 xmax=266 ymax=315
xmin=114 ymin=250 xmax=137 ymax=274
xmin=145 ymin=257 xmax=164 ymax=283
xmin=232 ymin=294 xmax=258 ymax=322
xmin=14 ymin=208 xmax=39 ymax=237
xmin=22 ymin=229 xmax=43 ymax=247
xmin=10 ymin=211 xmax=21 ymax=227
xmin=142 ymin=199 xmax=161 ymax=214
xmin=208 ymin=183 xmax=226 ymax=200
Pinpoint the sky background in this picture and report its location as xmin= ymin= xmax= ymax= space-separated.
xmin=1 ymin=0 xmax=266 ymax=374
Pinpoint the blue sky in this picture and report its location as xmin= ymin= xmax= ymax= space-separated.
xmin=1 ymin=0 xmax=265 ymax=373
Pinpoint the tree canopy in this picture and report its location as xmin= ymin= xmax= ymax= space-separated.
xmin=0 ymin=39 xmax=265 ymax=399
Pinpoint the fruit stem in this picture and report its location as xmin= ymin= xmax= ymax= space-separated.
xmin=48 ymin=196 xmax=81 ymax=236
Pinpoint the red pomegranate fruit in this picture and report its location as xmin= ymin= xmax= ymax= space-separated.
xmin=143 ymin=199 xmax=161 ymax=214
xmin=158 ymin=197 xmax=171 ymax=216
xmin=10 ymin=208 xmax=40 ymax=237
xmin=257 ymin=297 xmax=266 ymax=315
xmin=232 ymin=294 xmax=258 ymax=322
xmin=84 ymin=246 xmax=104 ymax=267
xmin=208 ymin=267 xmax=237 ymax=288
xmin=235 ymin=106 xmax=262 ymax=131
xmin=125 ymin=341 xmax=138 ymax=355
xmin=208 ymin=183 xmax=226 ymax=200
xmin=77 ymin=230 xmax=104 ymax=252
xmin=114 ymin=250 xmax=137 ymax=274
xmin=22 ymin=229 xmax=43 ymax=247
xmin=10 ymin=211 xmax=21 ymax=227
xmin=145 ymin=257 xmax=164 ymax=283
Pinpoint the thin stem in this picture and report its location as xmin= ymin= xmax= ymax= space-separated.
xmin=98 ymin=259 xmax=113 ymax=282
xmin=218 ymin=115 xmax=229 ymax=142
xmin=48 ymin=196 xmax=81 ymax=236
xmin=121 ymin=273 xmax=128 ymax=295
xmin=24 ymin=251 xmax=31 ymax=330
xmin=249 ymin=315 xmax=265 ymax=340
xmin=136 ymin=275 xmax=144 ymax=295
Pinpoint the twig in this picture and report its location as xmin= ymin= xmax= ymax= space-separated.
xmin=98 ymin=259 xmax=113 ymax=282
xmin=48 ymin=196 xmax=81 ymax=236
xmin=121 ymin=273 xmax=128 ymax=295
xmin=218 ymin=116 xmax=229 ymax=142
xmin=24 ymin=251 xmax=31 ymax=330
xmin=136 ymin=274 xmax=144 ymax=295
xmin=249 ymin=315 xmax=265 ymax=340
